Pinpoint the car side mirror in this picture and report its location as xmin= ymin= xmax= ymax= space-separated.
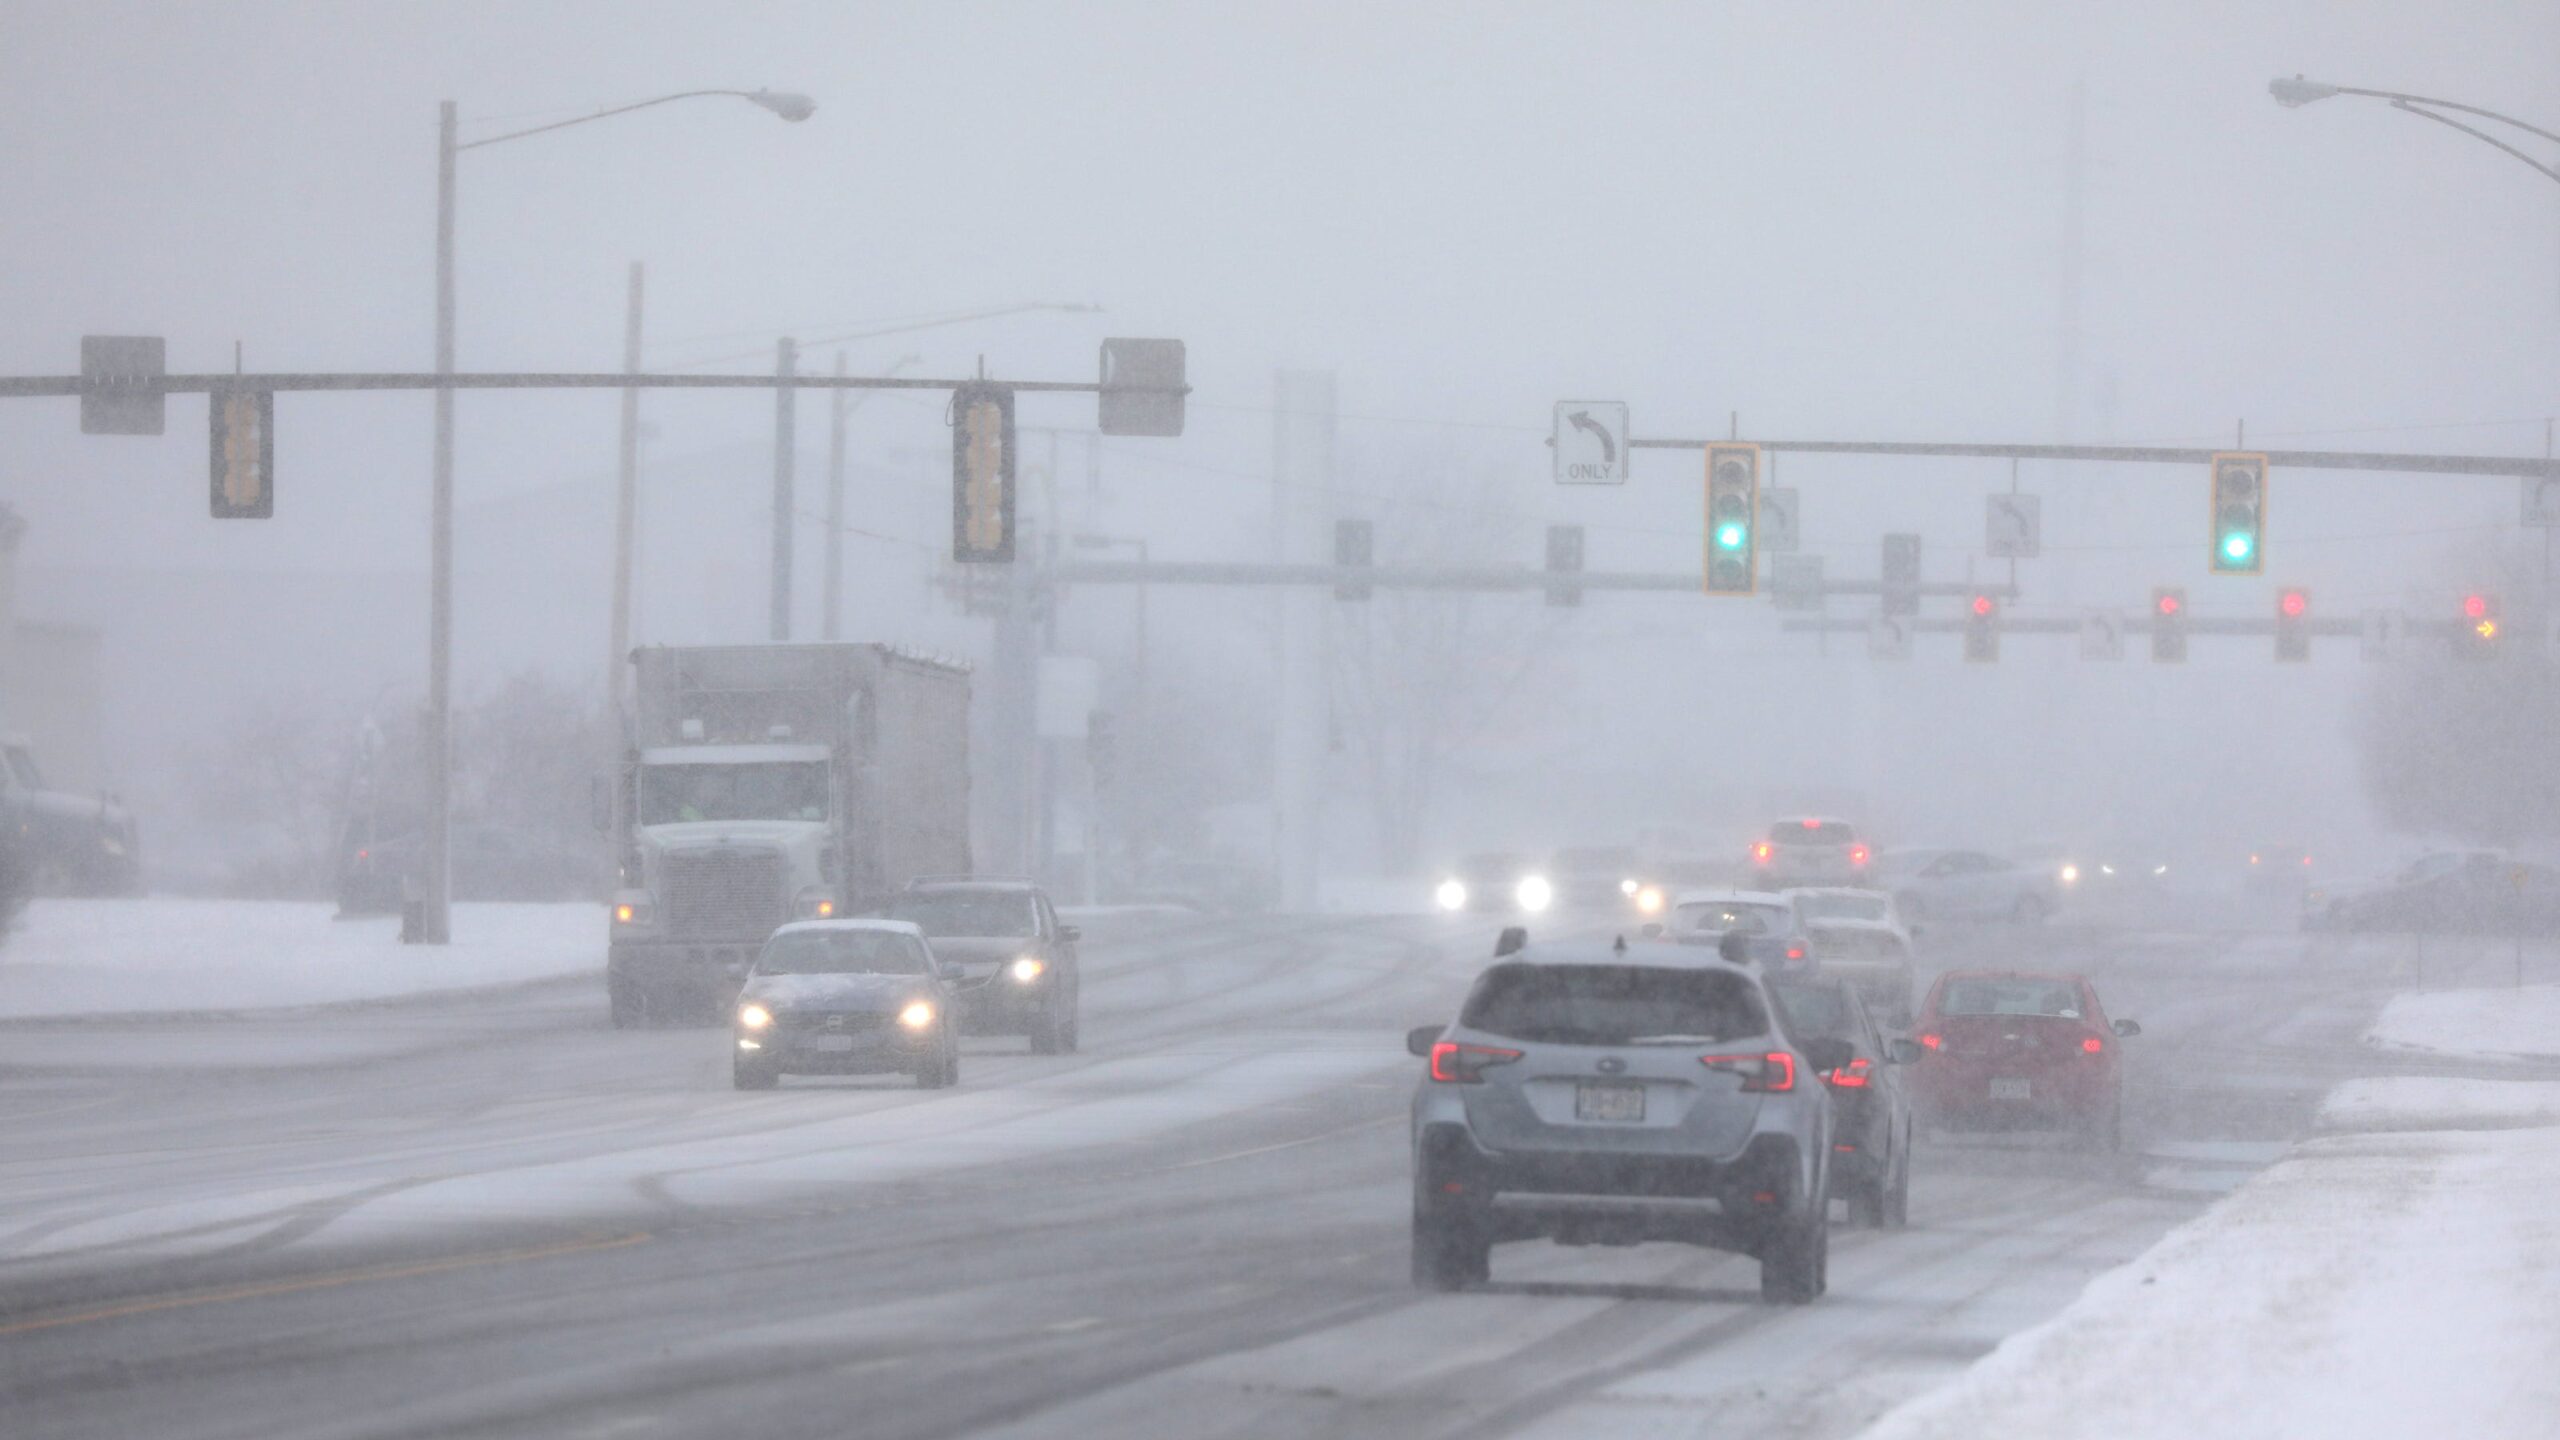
xmin=1059 ymin=925 xmax=1081 ymax=943
xmin=1493 ymin=926 xmax=1528 ymax=958
xmin=1639 ymin=921 xmax=1664 ymax=939
xmin=1405 ymin=1024 xmax=1443 ymax=1057
xmin=589 ymin=774 xmax=613 ymax=833
xmin=1887 ymin=1037 xmax=1924 ymax=1065
xmin=1801 ymin=1037 xmax=1855 ymax=1074
xmin=2112 ymin=1018 xmax=2141 ymax=1038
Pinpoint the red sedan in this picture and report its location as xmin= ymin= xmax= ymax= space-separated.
xmin=1909 ymin=970 xmax=2140 ymax=1150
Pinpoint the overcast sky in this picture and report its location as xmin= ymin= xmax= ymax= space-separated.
xmin=3 ymin=1 xmax=2555 ymax=868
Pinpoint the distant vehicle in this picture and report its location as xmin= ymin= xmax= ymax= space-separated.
xmin=1 ymin=735 xmax=141 ymax=897
xmin=1404 ymin=936 xmax=1852 ymax=1301
xmin=607 ymin=644 xmax=971 ymax=1027
xmin=1874 ymin=848 xmax=2056 ymax=923
xmin=1118 ymin=856 xmax=1273 ymax=915
xmin=883 ymin=878 xmax=1081 ymax=1053
xmin=1909 ymin=970 xmax=2140 ymax=1150
xmin=1784 ymin=886 xmax=1912 ymax=943
xmin=1751 ymin=817 xmax=1870 ymax=889
xmin=1801 ymin=918 xmax=1918 ymax=1028
xmin=730 ymin=920 xmax=959 ymax=1090
xmin=335 ymin=822 xmax=602 ymax=914
xmin=2301 ymin=851 xmax=2560 ymax=935
xmin=1544 ymin=845 xmax=1665 ymax=917
xmin=1768 ymin=972 xmax=1919 ymax=1228
xmin=1655 ymin=890 xmax=1812 ymax=971
xmin=2243 ymin=844 xmax=2316 ymax=897
xmin=1433 ymin=851 xmax=1553 ymax=915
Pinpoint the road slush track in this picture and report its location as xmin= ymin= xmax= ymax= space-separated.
xmin=0 ymin=910 xmax=2395 ymax=1439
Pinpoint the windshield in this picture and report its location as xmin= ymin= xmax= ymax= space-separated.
xmin=756 ymin=930 xmax=930 ymax=976
xmin=639 ymin=761 xmax=827 ymax=824
xmin=1672 ymin=900 xmax=1790 ymax=936
xmin=1462 ymin=963 xmax=1767 ymax=1045
xmin=1795 ymin=892 xmax=1888 ymax=923
xmin=1937 ymin=977 xmax=2084 ymax=1019
xmin=886 ymin=890 xmax=1039 ymax=939
xmin=1768 ymin=980 xmax=1853 ymax=1039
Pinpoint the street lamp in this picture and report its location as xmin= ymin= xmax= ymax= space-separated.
xmin=2267 ymin=74 xmax=2560 ymax=186
xmin=421 ymin=88 xmax=811 ymax=945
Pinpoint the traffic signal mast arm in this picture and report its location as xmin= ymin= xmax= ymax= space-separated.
xmin=1624 ymin=434 xmax=2560 ymax=481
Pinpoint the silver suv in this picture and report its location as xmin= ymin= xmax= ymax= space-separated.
xmin=1404 ymin=939 xmax=1852 ymax=1302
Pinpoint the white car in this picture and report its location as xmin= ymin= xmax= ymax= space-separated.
xmin=1783 ymin=886 xmax=1913 ymax=945
xmin=1801 ymin=918 xmax=1918 ymax=1028
xmin=1874 ymin=848 xmax=2058 ymax=924
xmin=1751 ymin=817 xmax=1872 ymax=889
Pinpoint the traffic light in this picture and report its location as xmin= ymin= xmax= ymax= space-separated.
xmin=1087 ymin=711 xmax=1117 ymax=786
xmin=1333 ymin=518 xmax=1373 ymax=601
xmin=2275 ymin=587 xmax=2310 ymax=662
xmin=1544 ymin=524 xmax=1584 ymax=608
xmin=2209 ymin=452 xmax=2268 ymax=575
xmin=2459 ymin=592 xmax=2501 ymax=659
xmin=209 ymin=389 xmax=275 ymax=519
xmin=1964 ymin=593 xmax=1999 ymax=662
xmin=1880 ymin=533 xmax=1921 ymax=616
xmin=950 ymin=383 xmax=1016 ymax=562
xmin=2152 ymin=587 xmax=2187 ymax=662
xmin=1703 ymin=442 xmax=1759 ymax=595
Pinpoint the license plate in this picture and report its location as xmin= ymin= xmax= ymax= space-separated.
xmin=803 ymin=1034 xmax=858 ymax=1053
xmin=1989 ymin=1077 xmax=2031 ymax=1101
xmin=1576 ymin=1082 xmax=1645 ymax=1123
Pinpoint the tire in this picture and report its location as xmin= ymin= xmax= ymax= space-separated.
xmin=732 ymin=1058 xmax=778 ymax=1091
xmin=1760 ymin=1203 xmax=1828 ymax=1305
xmin=1030 ymin=998 xmax=1070 ymax=1055
xmin=2011 ymin=894 xmax=2048 ymax=925
xmin=1846 ymin=1177 xmax=1886 ymax=1229
xmin=608 ymin=972 xmax=646 ymax=1030
xmin=917 ymin=1032 xmax=958 ymax=1089
xmin=1884 ymin=1128 xmax=1912 ymax=1229
xmin=1411 ymin=1211 xmax=1491 ymax=1292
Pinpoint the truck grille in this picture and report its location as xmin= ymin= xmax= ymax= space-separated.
xmin=662 ymin=848 xmax=787 ymax=939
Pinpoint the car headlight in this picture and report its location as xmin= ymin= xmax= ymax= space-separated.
xmin=613 ymin=899 xmax=651 ymax=926
xmin=737 ymin=1002 xmax=774 ymax=1031
xmin=1434 ymin=879 xmax=1468 ymax=911
xmin=1515 ymin=875 xmax=1554 ymax=913
xmin=1619 ymin=878 xmax=1640 ymax=897
xmin=2059 ymin=863 xmax=2080 ymax=885
xmin=794 ymin=888 xmax=837 ymax=919
xmin=1634 ymin=885 xmax=1665 ymax=915
xmin=1010 ymin=956 xmax=1046 ymax=983
xmin=898 ymin=1000 xmax=938 ymax=1030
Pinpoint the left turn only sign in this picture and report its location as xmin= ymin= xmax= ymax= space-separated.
xmin=1552 ymin=401 xmax=1629 ymax=484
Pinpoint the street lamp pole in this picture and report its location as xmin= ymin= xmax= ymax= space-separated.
xmin=2269 ymin=75 xmax=2560 ymax=186
xmin=420 ymin=88 xmax=812 ymax=945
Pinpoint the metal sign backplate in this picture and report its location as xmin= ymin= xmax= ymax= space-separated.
xmin=1552 ymin=401 xmax=1629 ymax=484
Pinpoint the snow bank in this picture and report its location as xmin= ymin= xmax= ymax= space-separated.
xmin=1856 ymin=1006 xmax=2560 ymax=1440
xmin=2365 ymin=981 xmax=2560 ymax=1062
xmin=0 ymin=898 xmax=600 ymax=1018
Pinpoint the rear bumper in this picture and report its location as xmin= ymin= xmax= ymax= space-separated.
xmin=1914 ymin=1061 xmax=2114 ymax=1124
xmin=1416 ymin=1123 xmax=1814 ymax=1247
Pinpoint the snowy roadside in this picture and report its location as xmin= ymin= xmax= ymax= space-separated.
xmin=1854 ymin=987 xmax=2560 ymax=1440
xmin=0 ymin=898 xmax=602 ymax=1020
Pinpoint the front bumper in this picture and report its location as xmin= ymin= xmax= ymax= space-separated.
xmin=738 ymin=1016 xmax=942 ymax=1074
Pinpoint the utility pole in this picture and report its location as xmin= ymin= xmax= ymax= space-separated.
xmin=421 ymin=99 xmax=458 ymax=945
xmin=1271 ymin=370 xmax=1335 ymax=912
xmin=822 ymin=350 xmax=848 ymax=641
xmin=769 ymin=336 xmax=797 ymax=641
xmin=608 ymin=261 xmax=644 ymax=724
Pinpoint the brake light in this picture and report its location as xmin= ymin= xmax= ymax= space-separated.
xmin=1752 ymin=841 xmax=1773 ymax=864
xmin=1428 ymin=1040 xmax=1523 ymax=1084
xmin=1825 ymin=1056 xmax=1873 ymax=1088
xmin=1801 ymin=818 xmax=1820 ymax=830
xmin=356 ymin=848 xmax=370 ymax=861
xmin=2081 ymin=1035 xmax=2105 ymax=1054
xmin=1918 ymin=1032 xmax=1942 ymax=1051
xmin=1785 ymin=945 xmax=1806 ymax=963
xmin=1849 ymin=844 xmax=1870 ymax=866
xmin=1701 ymin=1051 xmax=1797 ymax=1092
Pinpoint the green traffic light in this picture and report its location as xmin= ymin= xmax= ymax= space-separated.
xmin=2221 ymin=531 xmax=2254 ymax=563
xmin=1715 ymin=522 xmax=1748 ymax=551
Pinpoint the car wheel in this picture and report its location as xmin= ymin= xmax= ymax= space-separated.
xmin=2011 ymin=894 xmax=2048 ymax=924
xmin=917 ymin=1034 xmax=956 ymax=1089
xmin=1411 ymin=1211 xmax=1491 ymax=1291
xmin=1030 ymin=1001 xmax=1067 ymax=1055
xmin=732 ymin=1058 xmax=778 ymax=1091
xmin=608 ymin=973 xmax=647 ymax=1030
xmin=1760 ymin=1198 xmax=1828 ymax=1304
xmin=1845 ymin=1167 xmax=1887 ymax=1229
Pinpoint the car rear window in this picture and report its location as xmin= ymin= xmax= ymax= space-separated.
xmin=1772 ymin=820 xmax=1857 ymax=846
xmin=1461 ymin=963 xmax=1768 ymax=1046
xmin=1937 ymin=977 xmax=2083 ymax=1018
xmin=1768 ymin=980 xmax=1852 ymax=1039
xmin=1672 ymin=901 xmax=1789 ymax=935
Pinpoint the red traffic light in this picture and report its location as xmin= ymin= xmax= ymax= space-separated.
xmin=2464 ymin=594 xmax=2490 ymax=620
xmin=2156 ymin=592 xmax=2184 ymax=617
xmin=2279 ymin=589 xmax=2308 ymax=618
xmin=1970 ymin=594 xmax=1995 ymax=617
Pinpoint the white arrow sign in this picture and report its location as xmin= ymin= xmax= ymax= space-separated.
xmin=2079 ymin=610 xmax=2124 ymax=661
xmin=1987 ymin=493 xmax=2042 ymax=558
xmin=1552 ymin=401 xmax=1629 ymax=484
xmin=1761 ymin=486 xmax=1800 ymax=552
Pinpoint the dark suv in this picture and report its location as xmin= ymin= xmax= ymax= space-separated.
xmin=883 ymin=879 xmax=1082 ymax=1053
xmin=1404 ymin=939 xmax=1851 ymax=1302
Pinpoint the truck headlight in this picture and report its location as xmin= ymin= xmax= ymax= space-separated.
xmin=1515 ymin=875 xmax=1554 ymax=913
xmin=614 ymin=900 xmax=651 ymax=926
xmin=795 ymin=888 xmax=837 ymax=919
xmin=1434 ymin=879 xmax=1468 ymax=911
xmin=737 ymin=1002 xmax=774 ymax=1031
xmin=1009 ymin=956 xmax=1046 ymax=983
xmin=898 ymin=1000 xmax=938 ymax=1030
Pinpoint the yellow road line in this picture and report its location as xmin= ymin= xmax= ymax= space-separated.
xmin=0 ymin=1230 xmax=652 ymax=1338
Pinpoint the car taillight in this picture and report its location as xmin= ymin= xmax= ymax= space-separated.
xmin=1752 ymin=842 xmax=1773 ymax=864
xmin=1849 ymin=844 xmax=1871 ymax=866
xmin=1428 ymin=1040 xmax=1523 ymax=1084
xmin=1825 ymin=1056 xmax=1873 ymax=1089
xmin=2081 ymin=1035 xmax=2105 ymax=1054
xmin=1784 ymin=945 xmax=1806 ymax=963
xmin=1701 ymin=1051 xmax=1797 ymax=1092
xmin=1918 ymin=1032 xmax=1942 ymax=1051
